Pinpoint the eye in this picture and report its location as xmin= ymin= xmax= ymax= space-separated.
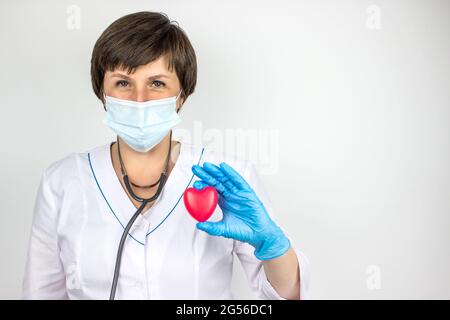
xmin=115 ymin=80 xmax=129 ymax=87
xmin=152 ymin=80 xmax=165 ymax=88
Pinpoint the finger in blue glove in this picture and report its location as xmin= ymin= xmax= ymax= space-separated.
xmin=191 ymin=162 xmax=291 ymax=260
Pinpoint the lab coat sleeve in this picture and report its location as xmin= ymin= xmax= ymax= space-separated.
xmin=233 ymin=161 xmax=311 ymax=300
xmin=22 ymin=168 xmax=68 ymax=299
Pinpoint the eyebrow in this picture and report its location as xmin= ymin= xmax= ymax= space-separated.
xmin=110 ymin=73 xmax=171 ymax=80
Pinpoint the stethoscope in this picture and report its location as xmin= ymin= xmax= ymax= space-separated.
xmin=109 ymin=131 xmax=173 ymax=300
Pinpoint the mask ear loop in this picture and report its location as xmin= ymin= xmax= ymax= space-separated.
xmin=176 ymin=88 xmax=183 ymax=113
xmin=102 ymin=92 xmax=108 ymax=111
xmin=176 ymin=88 xmax=183 ymax=100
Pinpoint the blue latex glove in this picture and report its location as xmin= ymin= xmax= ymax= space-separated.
xmin=191 ymin=162 xmax=291 ymax=261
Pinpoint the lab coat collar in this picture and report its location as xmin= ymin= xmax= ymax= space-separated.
xmin=88 ymin=140 xmax=205 ymax=244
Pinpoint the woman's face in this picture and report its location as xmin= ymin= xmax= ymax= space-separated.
xmin=103 ymin=55 xmax=184 ymax=111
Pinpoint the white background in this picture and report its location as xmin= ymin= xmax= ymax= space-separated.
xmin=0 ymin=0 xmax=449 ymax=299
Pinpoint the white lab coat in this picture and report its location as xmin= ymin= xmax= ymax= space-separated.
xmin=22 ymin=141 xmax=310 ymax=300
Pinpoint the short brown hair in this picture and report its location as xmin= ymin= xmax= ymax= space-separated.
xmin=90 ymin=11 xmax=197 ymax=106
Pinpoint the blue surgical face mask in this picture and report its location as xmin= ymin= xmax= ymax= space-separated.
xmin=103 ymin=90 xmax=182 ymax=153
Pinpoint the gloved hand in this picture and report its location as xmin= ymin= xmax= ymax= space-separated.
xmin=191 ymin=162 xmax=291 ymax=261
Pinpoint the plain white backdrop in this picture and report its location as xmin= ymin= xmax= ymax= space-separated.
xmin=0 ymin=0 xmax=449 ymax=299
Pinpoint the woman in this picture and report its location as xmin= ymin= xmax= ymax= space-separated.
xmin=22 ymin=11 xmax=310 ymax=300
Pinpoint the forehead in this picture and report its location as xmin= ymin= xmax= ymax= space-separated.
xmin=106 ymin=55 xmax=177 ymax=79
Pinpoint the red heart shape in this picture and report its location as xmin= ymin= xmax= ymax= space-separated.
xmin=183 ymin=186 xmax=218 ymax=222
